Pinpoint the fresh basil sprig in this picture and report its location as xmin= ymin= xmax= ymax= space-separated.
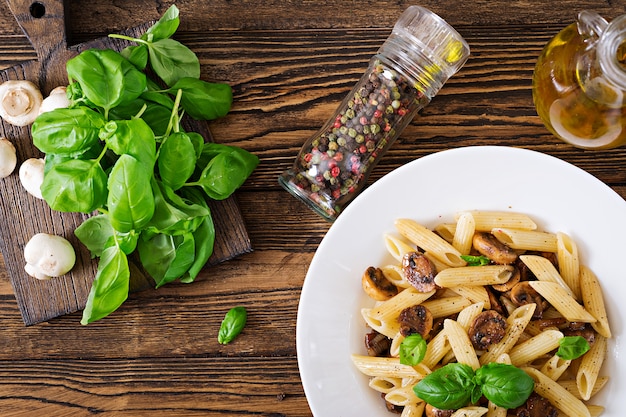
xmin=413 ymin=362 xmax=535 ymax=409
xmin=556 ymin=336 xmax=591 ymax=360
xmin=32 ymin=5 xmax=259 ymax=325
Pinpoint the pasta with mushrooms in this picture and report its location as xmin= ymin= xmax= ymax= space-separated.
xmin=351 ymin=211 xmax=611 ymax=417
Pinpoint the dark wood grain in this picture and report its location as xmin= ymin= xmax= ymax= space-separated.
xmin=1 ymin=0 xmax=626 ymax=415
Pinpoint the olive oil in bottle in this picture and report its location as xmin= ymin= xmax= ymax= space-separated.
xmin=533 ymin=11 xmax=626 ymax=149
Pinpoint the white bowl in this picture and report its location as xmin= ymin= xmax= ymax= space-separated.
xmin=297 ymin=146 xmax=624 ymax=416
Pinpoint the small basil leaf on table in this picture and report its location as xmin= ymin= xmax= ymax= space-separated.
xmin=178 ymin=187 xmax=215 ymax=283
xmin=81 ymin=244 xmax=130 ymax=325
xmin=41 ymin=159 xmax=108 ymax=213
xmin=142 ymin=4 xmax=180 ymax=42
xmin=218 ymin=306 xmax=247 ymax=344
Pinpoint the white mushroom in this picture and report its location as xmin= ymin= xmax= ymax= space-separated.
xmin=19 ymin=157 xmax=45 ymax=199
xmin=0 ymin=80 xmax=43 ymax=126
xmin=0 ymin=137 xmax=17 ymax=178
xmin=24 ymin=233 xmax=76 ymax=280
xmin=39 ymin=86 xmax=70 ymax=115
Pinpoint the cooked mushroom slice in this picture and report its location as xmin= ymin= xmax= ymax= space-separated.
xmin=0 ymin=80 xmax=43 ymax=126
xmin=398 ymin=304 xmax=433 ymax=338
xmin=468 ymin=309 xmax=507 ymax=350
xmin=473 ymin=231 xmax=518 ymax=264
xmin=492 ymin=266 xmax=521 ymax=292
xmin=510 ymin=281 xmax=547 ymax=318
xmin=362 ymin=266 xmax=398 ymax=301
xmin=563 ymin=322 xmax=596 ymax=346
xmin=513 ymin=393 xmax=557 ymax=417
xmin=402 ymin=251 xmax=437 ymax=292
xmin=364 ymin=331 xmax=391 ymax=357
xmin=425 ymin=404 xmax=454 ymax=417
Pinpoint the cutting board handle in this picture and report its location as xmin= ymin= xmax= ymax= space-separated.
xmin=5 ymin=0 xmax=71 ymax=91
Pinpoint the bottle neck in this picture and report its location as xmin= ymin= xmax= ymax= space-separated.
xmin=597 ymin=14 xmax=626 ymax=91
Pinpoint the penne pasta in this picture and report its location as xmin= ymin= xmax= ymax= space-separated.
xmin=371 ymin=288 xmax=436 ymax=322
xmin=351 ymin=354 xmax=425 ymax=378
xmin=523 ymin=367 xmax=591 ymax=417
xmin=361 ymin=308 xmax=400 ymax=338
xmin=444 ymin=318 xmax=480 ymax=370
xmin=577 ymin=334 xmax=607 ymax=401
xmin=480 ymin=303 xmax=536 ymax=365
xmin=434 ymin=222 xmax=456 ymax=243
xmin=528 ymin=281 xmax=597 ymax=323
xmin=540 ymin=354 xmax=571 ymax=381
xmin=491 ymin=227 xmax=558 ymax=252
xmin=453 ymin=211 xmax=476 ymax=255
xmin=456 ymin=210 xmax=537 ymax=231
xmin=421 ymin=296 xmax=473 ymax=318
xmin=434 ymin=265 xmax=514 ymax=287
xmin=519 ymin=254 xmax=575 ymax=299
xmin=508 ymin=329 xmax=563 ymax=366
xmin=385 ymin=385 xmax=421 ymax=406
xmin=556 ymin=232 xmax=581 ymax=299
xmin=579 ymin=265 xmax=612 ymax=338
xmin=384 ymin=233 xmax=415 ymax=263
xmin=369 ymin=376 xmax=402 ymax=393
xmin=395 ymin=219 xmax=466 ymax=267
xmin=451 ymin=407 xmax=489 ymax=417
xmin=448 ymin=286 xmax=491 ymax=309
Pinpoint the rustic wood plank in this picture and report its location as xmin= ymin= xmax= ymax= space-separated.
xmin=0 ymin=357 xmax=309 ymax=416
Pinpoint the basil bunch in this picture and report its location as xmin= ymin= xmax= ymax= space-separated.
xmin=31 ymin=5 xmax=258 ymax=325
xmin=413 ymin=362 xmax=535 ymax=409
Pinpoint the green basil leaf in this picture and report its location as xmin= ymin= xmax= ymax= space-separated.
xmin=107 ymin=154 xmax=155 ymax=232
xmin=413 ymin=363 xmax=475 ymax=409
xmin=145 ymin=179 xmax=209 ymax=236
xmin=191 ymin=143 xmax=259 ymax=200
xmin=142 ymin=4 xmax=180 ymax=41
xmin=556 ymin=336 xmax=591 ymax=360
xmin=121 ymin=44 xmax=148 ymax=70
xmin=460 ymin=254 xmax=491 ymax=266
xmin=75 ymin=214 xmax=115 ymax=258
xmin=399 ymin=334 xmax=427 ymax=366
xmin=179 ymin=187 xmax=214 ymax=283
xmin=67 ymin=48 xmax=147 ymax=111
xmin=147 ymin=38 xmax=200 ymax=87
xmin=81 ymin=244 xmax=130 ymax=325
xmin=41 ymin=159 xmax=108 ymax=213
xmin=100 ymin=119 xmax=156 ymax=171
xmin=218 ymin=306 xmax=247 ymax=344
xmin=474 ymin=363 xmax=535 ymax=408
xmin=32 ymin=107 xmax=105 ymax=156
xmin=137 ymin=232 xmax=177 ymax=284
xmin=158 ymin=132 xmax=197 ymax=190
xmin=168 ymin=78 xmax=232 ymax=120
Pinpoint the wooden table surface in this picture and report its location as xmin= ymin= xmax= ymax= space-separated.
xmin=1 ymin=0 xmax=625 ymax=415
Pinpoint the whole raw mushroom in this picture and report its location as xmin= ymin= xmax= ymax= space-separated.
xmin=0 ymin=80 xmax=43 ymax=126
xmin=39 ymin=86 xmax=70 ymax=114
xmin=0 ymin=137 xmax=17 ymax=178
xmin=24 ymin=233 xmax=76 ymax=280
xmin=19 ymin=157 xmax=45 ymax=199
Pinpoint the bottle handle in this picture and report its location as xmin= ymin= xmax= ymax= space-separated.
xmin=577 ymin=11 xmax=609 ymax=40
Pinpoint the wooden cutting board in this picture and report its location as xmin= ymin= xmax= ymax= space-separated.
xmin=0 ymin=0 xmax=253 ymax=325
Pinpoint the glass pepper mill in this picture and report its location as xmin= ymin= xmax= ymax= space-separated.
xmin=279 ymin=6 xmax=470 ymax=221
xmin=533 ymin=11 xmax=626 ymax=149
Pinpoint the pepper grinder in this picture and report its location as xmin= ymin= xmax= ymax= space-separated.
xmin=279 ymin=6 xmax=470 ymax=221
